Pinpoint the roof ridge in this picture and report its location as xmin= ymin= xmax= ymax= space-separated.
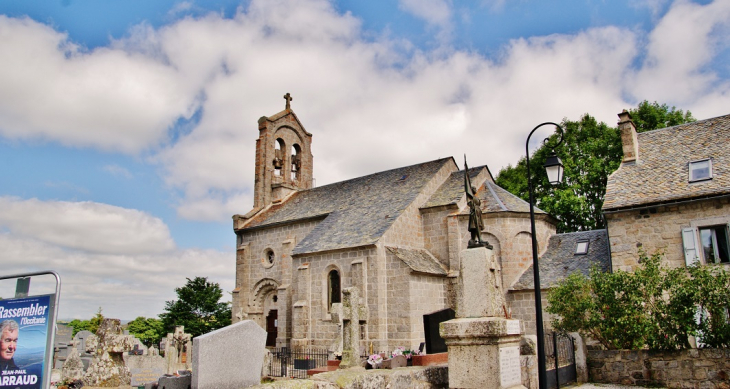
xmin=306 ymin=157 xmax=454 ymax=192
xmin=485 ymin=181 xmax=508 ymax=211
xmin=637 ymin=113 xmax=730 ymax=135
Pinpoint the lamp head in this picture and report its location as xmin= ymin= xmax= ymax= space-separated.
xmin=543 ymin=151 xmax=564 ymax=185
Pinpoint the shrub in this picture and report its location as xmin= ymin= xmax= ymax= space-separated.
xmin=547 ymin=251 xmax=730 ymax=350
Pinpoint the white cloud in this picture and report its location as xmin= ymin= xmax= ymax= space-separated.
xmin=0 ymin=16 xmax=201 ymax=153
xmin=631 ymin=0 xmax=730 ymax=107
xmin=0 ymin=0 xmax=729 ymax=224
xmin=0 ymin=197 xmax=232 ymax=319
xmin=103 ymin=164 xmax=133 ymax=179
xmin=0 ymin=197 xmax=175 ymax=254
xmin=398 ymin=0 xmax=452 ymax=27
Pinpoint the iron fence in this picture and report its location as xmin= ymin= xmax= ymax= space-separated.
xmin=544 ymin=332 xmax=577 ymax=389
xmin=266 ymin=347 xmax=331 ymax=379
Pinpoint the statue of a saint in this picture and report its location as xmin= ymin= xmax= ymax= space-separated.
xmin=464 ymin=156 xmax=492 ymax=249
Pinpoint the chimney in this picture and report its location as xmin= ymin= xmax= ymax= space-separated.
xmin=617 ymin=110 xmax=639 ymax=162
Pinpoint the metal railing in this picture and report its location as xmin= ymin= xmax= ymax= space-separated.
xmin=266 ymin=347 xmax=331 ymax=379
xmin=544 ymin=332 xmax=577 ymax=389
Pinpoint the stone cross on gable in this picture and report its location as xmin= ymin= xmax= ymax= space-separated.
xmin=284 ymin=93 xmax=293 ymax=110
xmin=339 ymin=286 xmax=368 ymax=369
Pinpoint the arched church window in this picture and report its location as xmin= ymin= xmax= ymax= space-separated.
xmin=328 ymin=269 xmax=341 ymax=308
xmin=291 ymin=144 xmax=302 ymax=181
xmin=273 ymin=138 xmax=285 ymax=176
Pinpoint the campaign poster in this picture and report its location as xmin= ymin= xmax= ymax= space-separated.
xmin=0 ymin=295 xmax=51 ymax=389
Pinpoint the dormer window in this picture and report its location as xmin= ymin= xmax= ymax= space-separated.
xmin=575 ymin=240 xmax=589 ymax=255
xmin=689 ymin=159 xmax=712 ymax=182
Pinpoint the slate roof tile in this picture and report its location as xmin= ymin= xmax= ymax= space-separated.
xmin=512 ymin=229 xmax=610 ymax=290
xmin=240 ymin=158 xmax=454 ymax=255
xmin=604 ymin=114 xmax=730 ymax=210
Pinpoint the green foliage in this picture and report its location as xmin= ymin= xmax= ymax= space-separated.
xmin=496 ymin=114 xmax=622 ymax=232
xmin=66 ymin=307 xmax=104 ymax=336
xmin=547 ymin=252 xmax=730 ymax=350
xmin=495 ymin=101 xmax=694 ymax=233
xmin=159 ymin=277 xmax=232 ymax=338
xmin=629 ymin=100 xmax=695 ymax=133
xmin=126 ymin=317 xmax=165 ymax=347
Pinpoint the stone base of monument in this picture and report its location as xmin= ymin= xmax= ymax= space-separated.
xmin=441 ymin=317 xmax=525 ymax=389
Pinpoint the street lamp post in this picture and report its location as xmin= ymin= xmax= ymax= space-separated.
xmin=526 ymin=122 xmax=564 ymax=389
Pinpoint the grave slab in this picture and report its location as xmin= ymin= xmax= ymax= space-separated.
xmin=192 ymin=320 xmax=267 ymax=389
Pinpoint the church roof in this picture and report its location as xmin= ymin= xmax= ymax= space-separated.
xmin=386 ymin=247 xmax=447 ymax=276
xmin=241 ymin=158 xmax=455 ymax=255
xmin=511 ymin=229 xmax=610 ymax=290
xmin=604 ymin=114 xmax=730 ymax=211
xmin=481 ymin=181 xmax=544 ymax=214
xmin=422 ymin=166 xmax=545 ymax=214
xmin=423 ymin=167 xmax=483 ymax=208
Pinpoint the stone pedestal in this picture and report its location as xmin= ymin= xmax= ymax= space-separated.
xmin=440 ymin=247 xmax=526 ymax=389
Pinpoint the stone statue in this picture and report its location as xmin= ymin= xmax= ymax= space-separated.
xmin=464 ymin=156 xmax=492 ymax=249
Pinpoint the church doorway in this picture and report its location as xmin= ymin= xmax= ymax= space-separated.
xmin=266 ymin=309 xmax=278 ymax=347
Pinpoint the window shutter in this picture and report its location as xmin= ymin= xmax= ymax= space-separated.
xmin=681 ymin=227 xmax=700 ymax=266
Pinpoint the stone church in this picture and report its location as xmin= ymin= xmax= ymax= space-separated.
xmin=231 ymin=96 xmax=558 ymax=352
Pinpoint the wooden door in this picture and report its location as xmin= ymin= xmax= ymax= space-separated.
xmin=266 ymin=310 xmax=278 ymax=347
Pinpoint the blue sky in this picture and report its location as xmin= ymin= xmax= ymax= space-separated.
xmin=0 ymin=0 xmax=729 ymax=320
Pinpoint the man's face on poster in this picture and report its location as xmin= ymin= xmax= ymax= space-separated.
xmin=0 ymin=328 xmax=18 ymax=361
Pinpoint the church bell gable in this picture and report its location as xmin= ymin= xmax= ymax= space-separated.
xmin=253 ymin=93 xmax=313 ymax=209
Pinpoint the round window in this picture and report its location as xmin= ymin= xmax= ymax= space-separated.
xmin=262 ymin=248 xmax=275 ymax=268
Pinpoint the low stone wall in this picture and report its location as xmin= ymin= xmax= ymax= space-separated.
xmin=588 ymin=348 xmax=730 ymax=388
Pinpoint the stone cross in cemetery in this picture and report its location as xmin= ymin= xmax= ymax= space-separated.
xmin=329 ymin=302 xmax=344 ymax=357
xmin=83 ymin=318 xmax=137 ymax=387
xmin=339 ymin=286 xmax=368 ymax=369
xmin=165 ymin=326 xmax=192 ymax=374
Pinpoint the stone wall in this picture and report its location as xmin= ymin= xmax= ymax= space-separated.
xmin=588 ymin=348 xmax=730 ymax=388
xmin=293 ymin=247 xmax=376 ymax=349
xmin=606 ymin=196 xmax=730 ymax=271
xmin=506 ymin=290 xmax=553 ymax=336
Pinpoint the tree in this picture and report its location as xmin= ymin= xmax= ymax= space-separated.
xmin=630 ymin=100 xmax=695 ymax=133
xmin=159 ymin=277 xmax=232 ymax=338
xmin=495 ymin=101 xmax=694 ymax=233
xmin=66 ymin=307 xmax=104 ymax=336
xmin=126 ymin=317 xmax=165 ymax=347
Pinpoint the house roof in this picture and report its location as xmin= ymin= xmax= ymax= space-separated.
xmin=423 ymin=167 xmax=545 ymax=214
xmin=511 ymin=229 xmax=610 ymax=290
xmin=240 ymin=158 xmax=454 ymax=255
xmin=604 ymin=114 xmax=730 ymax=211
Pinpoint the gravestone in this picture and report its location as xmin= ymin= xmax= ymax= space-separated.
xmin=73 ymin=330 xmax=95 ymax=370
xmin=338 ymin=287 xmax=367 ymax=369
xmin=61 ymin=345 xmax=85 ymax=382
xmin=127 ymin=352 xmax=166 ymax=387
xmin=84 ymin=318 xmax=137 ymax=387
xmin=192 ymin=320 xmax=267 ymax=389
xmin=165 ymin=326 xmax=192 ymax=374
xmin=423 ymin=308 xmax=454 ymax=354
xmin=54 ymin=324 xmax=75 ymax=368
xmin=440 ymin=247 xmax=525 ymax=389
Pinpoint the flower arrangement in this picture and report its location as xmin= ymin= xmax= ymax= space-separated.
xmin=367 ymin=353 xmax=383 ymax=367
xmin=392 ymin=346 xmax=421 ymax=360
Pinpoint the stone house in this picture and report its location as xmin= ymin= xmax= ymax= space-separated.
xmin=509 ymin=229 xmax=611 ymax=334
xmin=231 ymin=99 xmax=556 ymax=351
xmin=603 ymin=111 xmax=730 ymax=271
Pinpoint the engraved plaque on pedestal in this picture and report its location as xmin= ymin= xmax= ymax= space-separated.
xmin=499 ymin=346 xmax=521 ymax=387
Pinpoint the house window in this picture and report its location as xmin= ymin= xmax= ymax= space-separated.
xmin=689 ymin=159 xmax=712 ymax=182
xmin=328 ymin=269 xmax=341 ymax=308
xmin=699 ymin=226 xmax=730 ymax=264
xmin=575 ymin=240 xmax=589 ymax=255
